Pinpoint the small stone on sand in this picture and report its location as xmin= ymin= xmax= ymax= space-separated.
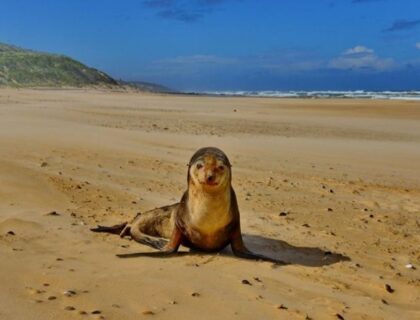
xmin=385 ymin=284 xmax=394 ymax=293
xmin=64 ymin=306 xmax=76 ymax=311
xmin=142 ymin=310 xmax=155 ymax=315
xmin=63 ymin=290 xmax=76 ymax=297
xmin=45 ymin=211 xmax=60 ymax=216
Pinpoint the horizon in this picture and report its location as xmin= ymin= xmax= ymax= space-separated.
xmin=1 ymin=0 xmax=420 ymax=91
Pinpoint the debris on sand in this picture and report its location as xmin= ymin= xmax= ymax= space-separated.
xmin=385 ymin=284 xmax=395 ymax=293
xmin=64 ymin=306 xmax=76 ymax=311
xmin=45 ymin=211 xmax=60 ymax=216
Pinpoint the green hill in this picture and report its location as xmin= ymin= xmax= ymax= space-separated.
xmin=0 ymin=43 xmax=118 ymax=87
xmin=119 ymin=80 xmax=173 ymax=93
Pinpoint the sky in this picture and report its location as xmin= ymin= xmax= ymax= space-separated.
xmin=1 ymin=0 xmax=420 ymax=91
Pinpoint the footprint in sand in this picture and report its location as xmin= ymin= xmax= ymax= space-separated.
xmin=0 ymin=218 xmax=43 ymax=237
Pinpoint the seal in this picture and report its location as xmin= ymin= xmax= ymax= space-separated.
xmin=92 ymin=147 xmax=283 ymax=263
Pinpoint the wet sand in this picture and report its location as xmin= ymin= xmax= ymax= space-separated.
xmin=0 ymin=88 xmax=419 ymax=319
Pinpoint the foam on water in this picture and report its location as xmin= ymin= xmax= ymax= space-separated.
xmin=193 ymin=90 xmax=420 ymax=100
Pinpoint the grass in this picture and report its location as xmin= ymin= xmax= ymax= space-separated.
xmin=0 ymin=43 xmax=118 ymax=87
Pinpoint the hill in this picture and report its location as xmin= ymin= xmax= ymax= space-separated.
xmin=119 ymin=80 xmax=173 ymax=93
xmin=0 ymin=42 xmax=118 ymax=87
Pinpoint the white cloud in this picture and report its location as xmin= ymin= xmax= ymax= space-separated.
xmin=343 ymin=45 xmax=374 ymax=55
xmin=328 ymin=45 xmax=394 ymax=71
xmin=416 ymin=42 xmax=420 ymax=50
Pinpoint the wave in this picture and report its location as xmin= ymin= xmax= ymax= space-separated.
xmin=190 ymin=90 xmax=420 ymax=100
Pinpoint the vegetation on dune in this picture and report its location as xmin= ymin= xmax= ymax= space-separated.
xmin=0 ymin=42 xmax=118 ymax=87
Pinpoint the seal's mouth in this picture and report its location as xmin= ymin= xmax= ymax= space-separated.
xmin=201 ymin=181 xmax=219 ymax=187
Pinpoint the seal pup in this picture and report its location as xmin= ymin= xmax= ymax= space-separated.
xmin=92 ymin=147 xmax=283 ymax=263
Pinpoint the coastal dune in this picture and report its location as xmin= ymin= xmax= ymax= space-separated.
xmin=0 ymin=88 xmax=419 ymax=319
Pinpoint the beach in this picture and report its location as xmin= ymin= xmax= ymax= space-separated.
xmin=0 ymin=88 xmax=419 ymax=319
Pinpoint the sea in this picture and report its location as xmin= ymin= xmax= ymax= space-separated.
xmin=191 ymin=90 xmax=420 ymax=100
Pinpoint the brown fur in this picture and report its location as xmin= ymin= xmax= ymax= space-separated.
xmin=91 ymin=147 xmax=284 ymax=264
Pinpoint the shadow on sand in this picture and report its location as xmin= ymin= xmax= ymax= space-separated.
xmin=117 ymin=234 xmax=350 ymax=267
xmin=243 ymin=234 xmax=350 ymax=267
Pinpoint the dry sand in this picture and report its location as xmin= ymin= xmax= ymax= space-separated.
xmin=0 ymin=88 xmax=419 ymax=319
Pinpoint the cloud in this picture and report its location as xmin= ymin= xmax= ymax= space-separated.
xmin=328 ymin=46 xmax=394 ymax=71
xmin=383 ymin=19 xmax=420 ymax=32
xmin=143 ymin=49 xmax=326 ymax=79
xmin=343 ymin=46 xmax=373 ymax=55
xmin=141 ymin=46 xmax=398 ymax=85
xmin=142 ymin=0 xmax=236 ymax=22
xmin=416 ymin=42 xmax=420 ymax=50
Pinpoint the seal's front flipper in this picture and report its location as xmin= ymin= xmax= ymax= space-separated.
xmin=90 ymin=222 xmax=128 ymax=235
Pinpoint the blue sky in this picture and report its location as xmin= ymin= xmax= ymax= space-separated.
xmin=1 ymin=0 xmax=419 ymax=91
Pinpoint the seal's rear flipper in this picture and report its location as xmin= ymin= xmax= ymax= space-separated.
xmin=90 ymin=222 xmax=128 ymax=235
xmin=131 ymin=235 xmax=168 ymax=250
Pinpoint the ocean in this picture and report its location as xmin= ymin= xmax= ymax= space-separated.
xmin=192 ymin=90 xmax=420 ymax=100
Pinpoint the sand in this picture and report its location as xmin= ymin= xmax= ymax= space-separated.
xmin=0 ymin=88 xmax=419 ymax=320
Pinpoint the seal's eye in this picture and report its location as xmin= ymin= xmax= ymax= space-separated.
xmin=196 ymin=163 xmax=203 ymax=170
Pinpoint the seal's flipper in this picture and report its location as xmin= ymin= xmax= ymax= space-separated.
xmin=90 ymin=222 xmax=128 ymax=235
xmin=132 ymin=235 xmax=168 ymax=250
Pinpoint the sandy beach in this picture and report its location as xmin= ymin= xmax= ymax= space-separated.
xmin=0 ymin=88 xmax=419 ymax=319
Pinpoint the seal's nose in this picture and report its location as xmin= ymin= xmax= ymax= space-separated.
xmin=206 ymin=174 xmax=215 ymax=183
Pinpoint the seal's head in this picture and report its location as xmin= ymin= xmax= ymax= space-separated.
xmin=188 ymin=147 xmax=232 ymax=193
